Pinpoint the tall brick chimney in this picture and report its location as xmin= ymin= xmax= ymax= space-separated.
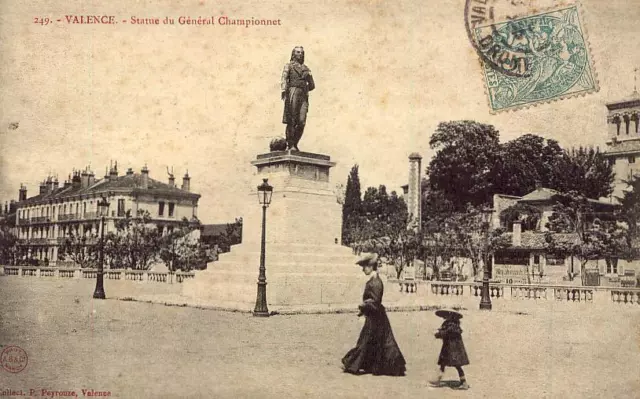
xmin=81 ymin=170 xmax=90 ymax=188
xmin=109 ymin=161 xmax=118 ymax=179
xmin=407 ymin=153 xmax=422 ymax=229
xmin=45 ymin=177 xmax=55 ymax=193
xmin=181 ymin=171 xmax=191 ymax=192
xmin=19 ymin=184 xmax=27 ymax=202
xmin=39 ymin=180 xmax=47 ymax=195
xmin=87 ymin=171 xmax=95 ymax=187
xmin=72 ymin=171 xmax=81 ymax=189
xmin=141 ymin=165 xmax=149 ymax=189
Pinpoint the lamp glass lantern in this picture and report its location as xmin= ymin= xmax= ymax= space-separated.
xmin=257 ymin=179 xmax=273 ymax=206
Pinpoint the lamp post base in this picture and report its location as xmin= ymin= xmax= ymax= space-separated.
xmin=253 ymin=281 xmax=269 ymax=317
xmin=93 ymin=273 xmax=106 ymax=299
xmin=479 ymin=280 xmax=492 ymax=310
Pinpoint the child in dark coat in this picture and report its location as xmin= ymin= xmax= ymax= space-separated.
xmin=430 ymin=309 xmax=470 ymax=390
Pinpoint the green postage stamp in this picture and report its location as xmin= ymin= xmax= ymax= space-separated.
xmin=470 ymin=5 xmax=598 ymax=113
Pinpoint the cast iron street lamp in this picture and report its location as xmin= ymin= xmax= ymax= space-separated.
xmin=93 ymin=195 xmax=110 ymax=299
xmin=479 ymin=208 xmax=493 ymax=311
xmin=253 ymin=178 xmax=273 ymax=317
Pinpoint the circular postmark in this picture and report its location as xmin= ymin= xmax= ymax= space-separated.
xmin=1 ymin=346 xmax=28 ymax=373
xmin=464 ymin=0 xmax=574 ymax=78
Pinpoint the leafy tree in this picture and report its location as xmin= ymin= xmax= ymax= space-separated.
xmin=492 ymin=134 xmax=565 ymax=196
xmin=350 ymin=185 xmax=416 ymax=278
xmin=545 ymin=191 xmax=630 ymax=284
xmin=554 ymin=147 xmax=614 ymax=199
xmin=444 ymin=206 xmax=509 ymax=278
xmin=427 ymin=121 xmax=500 ymax=210
xmin=213 ymin=218 xmax=243 ymax=254
xmin=0 ymin=222 xmax=18 ymax=265
xmin=499 ymin=203 xmax=542 ymax=232
xmin=421 ymin=182 xmax=456 ymax=278
xmin=111 ymin=210 xmax=161 ymax=270
xmin=618 ymin=175 xmax=640 ymax=240
xmin=59 ymin=231 xmax=99 ymax=269
xmin=342 ymin=165 xmax=362 ymax=245
xmin=159 ymin=218 xmax=208 ymax=272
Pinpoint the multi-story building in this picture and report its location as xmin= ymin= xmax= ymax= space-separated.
xmin=603 ymin=91 xmax=640 ymax=201
xmin=13 ymin=164 xmax=200 ymax=265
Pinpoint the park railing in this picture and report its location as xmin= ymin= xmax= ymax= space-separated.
xmin=388 ymin=279 xmax=640 ymax=306
xmin=0 ymin=265 xmax=194 ymax=284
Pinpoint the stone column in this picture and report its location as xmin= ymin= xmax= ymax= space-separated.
xmin=407 ymin=153 xmax=422 ymax=228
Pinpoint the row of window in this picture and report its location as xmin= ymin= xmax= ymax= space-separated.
xmin=18 ymin=199 xmax=177 ymax=220
xmin=158 ymin=201 xmax=175 ymax=217
xmin=608 ymin=156 xmax=636 ymax=165
xmin=615 ymin=118 xmax=639 ymax=136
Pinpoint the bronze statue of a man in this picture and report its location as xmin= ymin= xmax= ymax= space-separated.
xmin=281 ymin=46 xmax=315 ymax=151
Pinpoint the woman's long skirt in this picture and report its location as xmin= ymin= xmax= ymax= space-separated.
xmin=342 ymin=306 xmax=406 ymax=376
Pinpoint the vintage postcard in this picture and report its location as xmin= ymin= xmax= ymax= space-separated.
xmin=1 ymin=0 xmax=639 ymax=398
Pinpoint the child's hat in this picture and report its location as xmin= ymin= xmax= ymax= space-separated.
xmin=435 ymin=309 xmax=463 ymax=320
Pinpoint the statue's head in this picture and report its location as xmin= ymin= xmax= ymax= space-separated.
xmin=290 ymin=46 xmax=305 ymax=64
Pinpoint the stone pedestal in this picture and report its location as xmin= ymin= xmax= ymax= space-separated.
xmin=182 ymin=151 xmax=364 ymax=308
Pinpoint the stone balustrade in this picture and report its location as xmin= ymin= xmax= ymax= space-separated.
xmin=1 ymin=265 xmax=194 ymax=284
xmin=399 ymin=281 xmax=417 ymax=293
xmin=611 ymin=289 xmax=640 ymax=305
xmin=388 ymin=279 xmax=640 ymax=306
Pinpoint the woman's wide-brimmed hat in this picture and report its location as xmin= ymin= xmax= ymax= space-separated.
xmin=355 ymin=252 xmax=379 ymax=267
xmin=435 ymin=309 xmax=463 ymax=320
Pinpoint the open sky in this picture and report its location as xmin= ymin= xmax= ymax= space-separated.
xmin=1 ymin=0 xmax=639 ymax=223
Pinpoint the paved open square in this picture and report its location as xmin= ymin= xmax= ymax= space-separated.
xmin=1 ymin=278 xmax=639 ymax=399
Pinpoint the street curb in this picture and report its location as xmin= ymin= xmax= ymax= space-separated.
xmin=114 ymin=295 xmax=469 ymax=315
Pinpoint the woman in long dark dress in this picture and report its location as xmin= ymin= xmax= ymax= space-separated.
xmin=342 ymin=253 xmax=406 ymax=376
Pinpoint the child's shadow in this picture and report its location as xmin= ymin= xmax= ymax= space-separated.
xmin=430 ymin=380 xmax=467 ymax=390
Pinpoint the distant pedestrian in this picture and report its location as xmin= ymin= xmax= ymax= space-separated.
xmin=429 ymin=309 xmax=470 ymax=390
xmin=342 ymin=253 xmax=406 ymax=376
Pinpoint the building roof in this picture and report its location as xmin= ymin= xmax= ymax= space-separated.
xmin=501 ymin=231 xmax=580 ymax=250
xmin=519 ymin=187 xmax=559 ymax=202
xmin=606 ymin=91 xmax=640 ymax=110
xmin=201 ymin=224 xmax=229 ymax=237
xmin=18 ymin=172 xmax=200 ymax=206
xmin=509 ymin=187 xmax=614 ymax=207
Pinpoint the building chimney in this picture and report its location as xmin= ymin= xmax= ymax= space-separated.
xmin=63 ymin=175 xmax=72 ymax=189
xmin=52 ymin=177 xmax=59 ymax=190
xmin=72 ymin=171 xmax=81 ymax=189
xmin=81 ymin=170 xmax=90 ymax=188
xmin=9 ymin=200 xmax=16 ymax=214
xmin=181 ymin=171 xmax=191 ymax=192
xmin=126 ymin=168 xmax=134 ymax=176
xmin=168 ymin=173 xmax=175 ymax=187
xmin=19 ymin=184 xmax=27 ymax=202
xmin=512 ymin=221 xmax=522 ymax=247
xmin=109 ymin=161 xmax=118 ymax=178
xmin=45 ymin=177 xmax=55 ymax=193
xmin=407 ymin=153 xmax=422 ymax=228
xmin=87 ymin=172 xmax=95 ymax=187
xmin=141 ymin=165 xmax=149 ymax=189
xmin=39 ymin=180 xmax=47 ymax=195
